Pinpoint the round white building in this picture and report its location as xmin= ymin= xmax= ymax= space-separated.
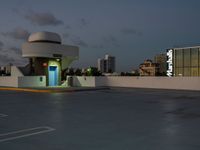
xmin=22 ymin=31 xmax=79 ymax=86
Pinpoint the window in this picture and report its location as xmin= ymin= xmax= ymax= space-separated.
xmin=191 ymin=48 xmax=198 ymax=67
xmin=175 ymin=49 xmax=183 ymax=68
xmin=173 ymin=47 xmax=200 ymax=76
xmin=183 ymin=49 xmax=190 ymax=67
xmin=191 ymin=68 xmax=198 ymax=76
xmin=184 ymin=67 xmax=190 ymax=76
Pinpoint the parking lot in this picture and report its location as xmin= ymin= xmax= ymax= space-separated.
xmin=0 ymin=88 xmax=200 ymax=150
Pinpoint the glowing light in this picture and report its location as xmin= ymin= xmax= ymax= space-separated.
xmin=43 ymin=62 xmax=48 ymax=67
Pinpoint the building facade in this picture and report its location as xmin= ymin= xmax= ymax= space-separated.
xmin=139 ymin=59 xmax=159 ymax=76
xmin=97 ymin=58 xmax=106 ymax=73
xmin=167 ymin=46 xmax=200 ymax=77
xmin=97 ymin=54 xmax=116 ymax=73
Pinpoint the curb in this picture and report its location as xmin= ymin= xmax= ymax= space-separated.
xmin=0 ymin=87 xmax=109 ymax=93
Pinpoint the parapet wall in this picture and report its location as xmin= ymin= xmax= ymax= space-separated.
xmin=72 ymin=76 xmax=200 ymax=91
xmin=18 ymin=76 xmax=46 ymax=87
xmin=0 ymin=77 xmax=19 ymax=87
xmin=0 ymin=76 xmax=46 ymax=87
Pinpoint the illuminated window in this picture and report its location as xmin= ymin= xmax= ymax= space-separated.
xmin=183 ymin=49 xmax=190 ymax=67
xmin=191 ymin=48 xmax=198 ymax=67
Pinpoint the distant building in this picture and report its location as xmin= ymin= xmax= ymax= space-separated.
xmin=5 ymin=64 xmax=11 ymax=75
xmin=97 ymin=54 xmax=115 ymax=73
xmin=97 ymin=58 xmax=106 ymax=73
xmin=154 ymin=53 xmax=167 ymax=75
xmin=0 ymin=64 xmax=12 ymax=76
xmin=139 ymin=59 xmax=159 ymax=76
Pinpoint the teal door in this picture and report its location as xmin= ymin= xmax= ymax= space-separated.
xmin=48 ymin=66 xmax=58 ymax=86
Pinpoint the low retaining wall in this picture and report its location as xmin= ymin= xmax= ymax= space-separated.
xmin=71 ymin=76 xmax=96 ymax=87
xmin=72 ymin=76 xmax=200 ymax=91
xmin=0 ymin=77 xmax=19 ymax=87
xmin=0 ymin=76 xmax=46 ymax=87
xmin=18 ymin=76 xmax=46 ymax=87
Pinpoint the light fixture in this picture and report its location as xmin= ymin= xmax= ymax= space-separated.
xmin=43 ymin=62 xmax=48 ymax=67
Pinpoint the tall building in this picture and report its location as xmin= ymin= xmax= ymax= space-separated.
xmin=105 ymin=54 xmax=115 ymax=73
xmin=97 ymin=54 xmax=116 ymax=73
xmin=166 ymin=46 xmax=200 ymax=77
xmin=139 ymin=59 xmax=159 ymax=76
xmin=97 ymin=58 xmax=106 ymax=73
xmin=154 ymin=53 xmax=167 ymax=75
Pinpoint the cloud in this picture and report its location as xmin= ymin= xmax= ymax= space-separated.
xmin=65 ymin=25 xmax=71 ymax=29
xmin=79 ymin=18 xmax=89 ymax=28
xmin=0 ymin=54 xmax=15 ymax=65
xmin=70 ymin=36 xmax=88 ymax=48
xmin=103 ymin=35 xmax=118 ymax=42
xmin=62 ymin=33 xmax=70 ymax=39
xmin=25 ymin=10 xmax=64 ymax=26
xmin=80 ymin=18 xmax=88 ymax=26
xmin=9 ymin=47 xmax=22 ymax=55
xmin=0 ymin=41 xmax=3 ymax=49
xmin=90 ymin=35 xmax=120 ymax=49
xmin=2 ymin=27 xmax=30 ymax=40
xmin=102 ymin=35 xmax=120 ymax=47
xmin=0 ymin=46 xmax=27 ymax=66
xmin=121 ymin=28 xmax=143 ymax=36
xmin=91 ymin=44 xmax=105 ymax=49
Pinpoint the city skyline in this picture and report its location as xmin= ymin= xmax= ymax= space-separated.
xmin=1 ymin=0 xmax=200 ymax=71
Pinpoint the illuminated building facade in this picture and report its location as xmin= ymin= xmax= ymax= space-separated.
xmin=22 ymin=32 xmax=79 ymax=86
xmin=167 ymin=46 xmax=200 ymax=77
xmin=139 ymin=59 xmax=159 ymax=76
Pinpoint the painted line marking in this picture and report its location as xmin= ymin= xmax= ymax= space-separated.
xmin=0 ymin=87 xmax=51 ymax=93
xmin=0 ymin=126 xmax=55 ymax=142
xmin=0 ymin=114 xmax=8 ymax=117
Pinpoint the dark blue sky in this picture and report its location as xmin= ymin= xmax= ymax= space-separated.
xmin=0 ymin=0 xmax=200 ymax=71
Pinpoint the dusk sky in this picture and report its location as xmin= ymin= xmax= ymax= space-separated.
xmin=0 ymin=0 xmax=200 ymax=71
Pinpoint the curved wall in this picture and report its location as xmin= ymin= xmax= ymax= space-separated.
xmin=28 ymin=32 xmax=61 ymax=43
xmin=22 ymin=42 xmax=79 ymax=58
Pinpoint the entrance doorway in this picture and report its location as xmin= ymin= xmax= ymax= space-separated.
xmin=48 ymin=66 xmax=58 ymax=86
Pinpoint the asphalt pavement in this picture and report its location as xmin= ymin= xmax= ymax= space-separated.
xmin=0 ymin=88 xmax=200 ymax=150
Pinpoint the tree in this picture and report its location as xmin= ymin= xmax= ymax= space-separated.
xmin=86 ymin=67 xmax=102 ymax=76
xmin=75 ymin=68 xmax=82 ymax=76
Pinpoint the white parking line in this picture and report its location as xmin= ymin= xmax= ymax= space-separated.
xmin=0 ymin=114 xmax=8 ymax=117
xmin=0 ymin=126 xmax=55 ymax=142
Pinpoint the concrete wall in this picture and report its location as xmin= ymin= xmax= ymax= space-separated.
xmin=72 ymin=76 xmax=200 ymax=91
xmin=22 ymin=42 xmax=79 ymax=58
xmin=18 ymin=76 xmax=46 ymax=87
xmin=0 ymin=76 xmax=46 ymax=87
xmin=71 ymin=76 xmax=95 ymax=87
xmin=11 ymin=66 xmax=24 ymax=76
xmin=0 ymin=77 xmax=18 ymax=87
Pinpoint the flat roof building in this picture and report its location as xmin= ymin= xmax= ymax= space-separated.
xmin=167 ymin=46 xmax=200 ymax=77
xmin=97 ymin=54 xmax=116 ymax=73
xmin=139 ymin=59 xmax=159 ymax=76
